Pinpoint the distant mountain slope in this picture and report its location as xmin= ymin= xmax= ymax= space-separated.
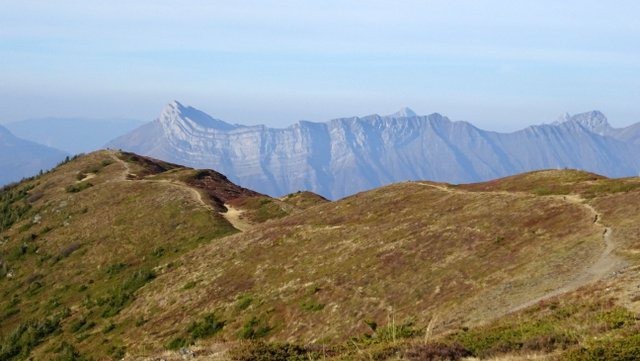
xmin=109 ymin=101 xmax=640 ymax=199
xmin=557 ymin=110 xmax=640 ymax=145
xmin=613 ymin=122 xmax=640 ymax=145
xmin=6 ymin=117 xmax=144 ymax=154
xmin=0 ymin=124 xmax=67 ymax=185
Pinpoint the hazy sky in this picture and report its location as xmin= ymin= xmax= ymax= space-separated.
xmin=1 ymin=1 xmax=639 ymax=130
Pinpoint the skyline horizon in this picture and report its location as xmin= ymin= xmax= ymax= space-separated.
xmin=1 ymin=99 xmax=637 ymax=132
xmin=1 ymin=1 xmax=639 ymax=132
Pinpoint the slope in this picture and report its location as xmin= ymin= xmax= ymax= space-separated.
xmin=118 ymin=172 xmax=637 ymax=357
xmin=0 ymin=150 xmax=303 ymax=360
xmin=6 ymin=117 xmax=144 ymax=155
xmin=3 ymin=153 xmax=640 ymax=360
xmin=0 ymin=124 xmax=67 ymax=186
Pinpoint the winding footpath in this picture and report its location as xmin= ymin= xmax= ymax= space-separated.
xmin=109 ymin=152 xmax=249 ymax=232
xmin=416 ymin=181 xmax=625 ymax=313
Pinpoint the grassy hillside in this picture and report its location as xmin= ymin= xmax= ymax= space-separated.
xmin=0 ymin=151 xmax=299 ymax=360
xmin=2 ymin=155 xmax=640 ymax=360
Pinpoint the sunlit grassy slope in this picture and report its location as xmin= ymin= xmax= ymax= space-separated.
xmin=2 ymin=152 xmax=640 ymax=360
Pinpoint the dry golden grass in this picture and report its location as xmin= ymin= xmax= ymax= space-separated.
xmin=3 ymin=155 xmax=640 ymax=360
xmin=121 ymin=181 xmax=605 ymax=356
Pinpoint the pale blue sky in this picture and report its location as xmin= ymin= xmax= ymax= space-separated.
xmin=1 ymin=1 xmax=639 ymax=130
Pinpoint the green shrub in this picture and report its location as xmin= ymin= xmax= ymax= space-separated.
xmin=104 ymin=262 xmax=127 ymax=276
xmin=97 ymin=268 xmax=156 ymax=317
xmin=151 ymin=247 xmax=165 ymax=258
xmin=107 ymin=344 xmax=125 ymax=359
xmin=69 ymin=317 xmax=95 ymax=333
xmin=236 ymin=294 xmax=253 ymax=311
xmin=182 ymin=280 xmax=198 ymax=290
xmin=166 ymin=337 xmax=188 ymax=350
xmin=65 ymin=182 xmax=93 ymax=193
xmin=0 ymin=184 xmax=34 ymax=232
xmin=374 ymin=321 xmax=419 ymax=342
xmin=228 ymin=342 xmax=318 ymax=361
xmin=54 ymin=341 xmax=90 ymax=361
xmin=452 ymin=320 xmax=577 ymax=357
xmin=240 ymin=316 xmax=272 ymax=339
xmin=0 ymin=314 xmax=63 ymax=360
xmin=563 ymin=334 xmax=640 ymax=361
xmin=188 ymin=313 xmax=225 ymax=340
xmin=300 ymin=299 xmax=324 ymax=312
xmin=596 ymin=307 xmax=636 ymax=331
xmin=102 ymin=321 xmax=116 ymax=334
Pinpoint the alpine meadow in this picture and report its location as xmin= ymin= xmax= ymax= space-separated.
xmin=2 ymin=1 xmax=640 ymax=360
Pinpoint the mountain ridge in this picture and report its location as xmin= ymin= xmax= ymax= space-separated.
xmin=6 ymin=117 xmax=144 ymax=154
xmin=0 ymin=124 xmax=67 ymax=185
xmin=109 ymin=102 xmax=640 ymax=199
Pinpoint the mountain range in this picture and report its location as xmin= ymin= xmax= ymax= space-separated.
xmin=0 ymin=124 xmax=67 ymax=185
xmin=109 ymin=101 xmax=640 ymax=199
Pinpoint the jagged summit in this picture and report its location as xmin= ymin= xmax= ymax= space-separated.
xmin=554 ymin=110 xmax=612 ymax=135
xmin=159 ymin=100 xmax=237 ymax=131
xmin=109 ymin=102 xmax=640 ymax=199
xmin=388 ymin=106 xmax=417 ymax=118
xmin=570 ymin=110 xmax=611 ymax=134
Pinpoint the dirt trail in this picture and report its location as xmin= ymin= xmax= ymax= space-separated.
xmin=109 ymin=152 xmax=135 ymax=181
xmin=109 ymin=152 xmax=249 ymax=232
xmin=220 ymin=204 xmax=251 ymax=232
xmin=416 ymin=182 xmax=455 ymax=193
xmin=507 ymin=193 xmax=625 ymax=312
xmin=417 ymin=180 xmax=625 ymax=313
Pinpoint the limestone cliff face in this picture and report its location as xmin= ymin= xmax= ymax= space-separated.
xmin=108 ymin=101 xmax=640 ymax=199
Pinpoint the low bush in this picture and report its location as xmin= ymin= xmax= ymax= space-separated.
xmin=300 ymin=298 xmax=324 ymax=312
xmin=65 ymin=182 xmax=93 ymax=193
xmin=102 ymin=321 xmax=116 ymax=334
xmin=452 ymin=319 xmax=577 ymax=357
xmin=107 ymin=344 xmax=125 ymax=359
xmin=404 ymin=342 xmax=472 ymax=361
xmin=563 ymin=333 xmax=640 ymax=360
xmin=69 ymin=317 xmax=96 ymax=333
xmin=228 ymin=342 xmax=318 ymax=361
xmin=236 ymin=294 xmax=253 ymax=310
xmin=0 ymin=313 xmax=64 ymax=360
xmin=240 ymin=316 xmax=272 ymax=340
xmin=104 ymin=262 xmax=127 ymax=276
xmin=188 ymin=313 xmax=225 ymax=340
xmin=182 ymin=280 xmax=198 ymax=290
xmin=97 ymin=268 xmax=156 ymax=317
xmin=166 ymin=337 xmax=188 ymax=350
xmin=0 ymin=184 xmax=34 ymax=232
xmin=53 ymin=341 xmax=90 ymax=361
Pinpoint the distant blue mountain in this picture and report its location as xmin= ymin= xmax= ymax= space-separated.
xmin=108 ymin=101 xmax=640 ymax=199
xmin=6 ymin=117 xmax=144 ymax=155
xmin=0 ymin=124 xmax=67 ymax=186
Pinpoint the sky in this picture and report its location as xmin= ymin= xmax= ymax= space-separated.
xmin=0 ymin=0 xmax=639 ymax=131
